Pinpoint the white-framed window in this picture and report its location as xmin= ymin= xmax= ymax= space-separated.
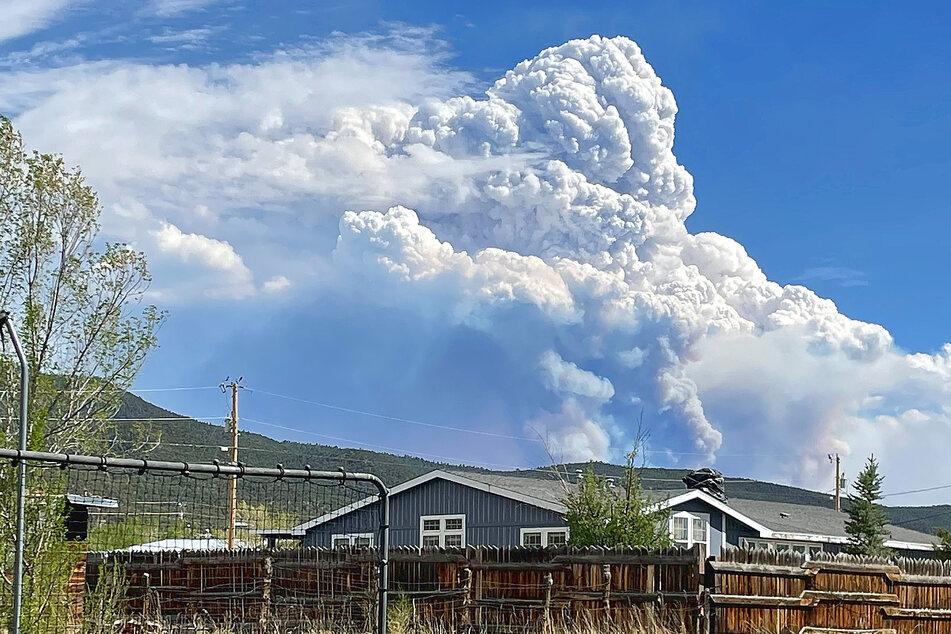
xmin=741 ymin=538 xmax=823 ymax=559
xmin=419 ymin=515 xmax=466 ymax=547
xmin=331 ymin=533 xmax=375 ymax=548
xmin=519 ymin=527 xmax=569 ymax=547
xmin=669 ymin=512 xmax=709 ymax=549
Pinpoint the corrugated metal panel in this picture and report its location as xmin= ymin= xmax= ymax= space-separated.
xmin=305 ymin=476 xmax=566 ymax=547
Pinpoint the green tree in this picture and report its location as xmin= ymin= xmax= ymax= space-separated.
xmin=562 ymin=448 xmax=671 ymax=549
xmin=934 ymin=528 xmax=951 ymax=561
xmin=0 ymin=115 xmax=163 ymax=630
xmin=844 ymin=455 xmax=891 ymax=557
xmin=0 ymin=115 xmax=163 ymax=453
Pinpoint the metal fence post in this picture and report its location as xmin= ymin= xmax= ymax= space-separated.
xmin=1 ymin=311 xmax=29 ymax=634
xmin=377 ymin=487 xmax=390 ymax=634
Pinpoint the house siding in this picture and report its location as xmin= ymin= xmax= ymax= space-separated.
xmin=667 ymin=498 xmax=726 ymax=556
xmin=304 ymin=477 xmax=566 ymax=548
xmin=725 ymin=514 xmax=761 ymax=548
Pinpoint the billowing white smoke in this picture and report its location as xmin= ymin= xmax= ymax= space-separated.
xmin=5 ymin=32 xmax=950 ymax=491
xmin=331 ymin=35 xmax=950 ymax=486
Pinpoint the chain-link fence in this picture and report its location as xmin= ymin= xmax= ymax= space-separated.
xmin=0 ymin=448 xmax=389 ymax=634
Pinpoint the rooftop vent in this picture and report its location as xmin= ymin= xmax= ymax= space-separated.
xmin=682 ymin=468 xmax=726 ymax=501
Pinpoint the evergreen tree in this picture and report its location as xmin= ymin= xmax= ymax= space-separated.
xmin=844 ymin=455 xmax=891 ymax=556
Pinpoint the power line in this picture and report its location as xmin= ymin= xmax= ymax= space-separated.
xmin=242 ymin=416 xmax=541 ymax=470
xmin=889 ymin=508 xmax=951 ymax=528
xmin=247 ymin=387 xmax=544 ymax=443
xmin=130 ymin=387 xmax=221 ymax=393
xmin=244 ymin=387 xmax=803 ymax=458
xmin=883 ymin=483 xmax=951 ymax=499
xmin=240 ymin=416 xmax=751 ymax=483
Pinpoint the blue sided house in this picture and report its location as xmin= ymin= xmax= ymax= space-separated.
xmin=265 ymin=469 xmax=937 ymax=558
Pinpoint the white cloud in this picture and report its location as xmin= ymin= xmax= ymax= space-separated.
xmin=4 ymin=30 xmax=951 ymax=494
xmin=152 ymin=222 xmax=254 ymax=299
xmin=263 ymin=275 xmax=291 ymax=293
xmin=797 ymin=266 xmax=869 ymax=287
xmin=149 ymin=0 xmax=226 ymax=17
xmin=0 ymin=0 xmax=69 ymax=43
xmin=149 ymin=27 xmax=218 ymax=49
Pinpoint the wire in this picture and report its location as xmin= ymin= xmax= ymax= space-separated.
xmin=130 ymin=386 xmax=221 ymax=393
xmin=883 ymin=483 xmax=951 ymax=499
xmin=889 ymin=508 xmax=951 ymax=527
xmin=242 ymin=417 xmax=543 ymax=470
xmin=246 ymin=387 xmax=544 ymax=443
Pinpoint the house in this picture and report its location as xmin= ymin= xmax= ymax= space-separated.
xmin=272 ymin=469 xmax=937 ymax=557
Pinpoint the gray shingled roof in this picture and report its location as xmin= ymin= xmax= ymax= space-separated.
xmin=448 ymin=471 xmax=570 ymax=506
xmin=448 ymin=471 xmax=936 ymax=546
xmin=728 ymin=497 xmax=936 ymax=545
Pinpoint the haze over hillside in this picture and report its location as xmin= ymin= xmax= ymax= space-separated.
xmin=113 ymin=392 xmax=951 ymax=536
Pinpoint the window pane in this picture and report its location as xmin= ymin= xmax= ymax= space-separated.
xmin=444 ymin=534 xmax=462 ymax=547
xmin=808 ymin=545 xmax=823 ymax=556
xmin=445 ymin=518 xmax=463 ymax=531
xmin=547 ymin=531 xmax=567 ymax=546
xmin=776 ymin=543 xmax=790 ymax=553
xmin=672 ymin=517 xmax=689 ymax=541
xmin=355 ymin=537 xmax=372 ymax=547
xmin=332 ymin=537 xmax=350 ymax=548
xmin=423 ymin=519 xmax=440 ymax=532
xmin=422 ymin=535 xmax=440 ymax=547
xmin=792 ymin=545 xmax=806 ymax=554
xmin=523 ymin=532 xmax=542 ymax=546
xmin=692 ymin=518 xmax=707 ymax=543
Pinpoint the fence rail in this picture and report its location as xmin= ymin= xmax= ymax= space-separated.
xmin=706 ymin=548 xmax=951 ymax=633
xmin=88 ymin=544 xmax=705 ymax=632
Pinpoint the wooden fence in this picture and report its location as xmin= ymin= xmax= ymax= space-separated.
xmin=706 ymin=549 xmax=951 ymax=633
xmin=86 ymin=545 xmax=704 ymax=631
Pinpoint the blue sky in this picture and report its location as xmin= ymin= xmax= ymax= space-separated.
xmin=2 ymin=1 xmax=950 ymax=501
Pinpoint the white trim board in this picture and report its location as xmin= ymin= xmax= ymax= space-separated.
xmin=657 ymin=489 xmax=773 ymax=538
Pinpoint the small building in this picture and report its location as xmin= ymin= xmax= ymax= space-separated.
xmin=64 ymin=493 xmax=119 ymax=541
xmin=275 ymin=469 xmax=937 ymax=558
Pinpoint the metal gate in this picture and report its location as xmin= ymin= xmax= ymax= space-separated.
xmin=0 ymin=447 xmax=390 ymax=634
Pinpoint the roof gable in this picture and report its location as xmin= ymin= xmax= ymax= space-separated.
xmin=662 ymin=489 xmax=936 ymax=551
xmin=290 ymin=469 xmax=568 ymax=535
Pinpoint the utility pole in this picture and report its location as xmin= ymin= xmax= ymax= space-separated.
xmin=221 ymin=377 xmax=244 ymax=548
xmin=828 ymin=453 xmax=841 ymax=512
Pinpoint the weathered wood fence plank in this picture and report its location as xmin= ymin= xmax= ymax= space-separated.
xmin=707 ymin=549 xmax=951 ymax=634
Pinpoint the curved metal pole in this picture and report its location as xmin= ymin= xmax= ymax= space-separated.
xmin=377 ymin=488 xmax=390 ymax=634
xmin=1 ymin=311 xmax=29 ymax=634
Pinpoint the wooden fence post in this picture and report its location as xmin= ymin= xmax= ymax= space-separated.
xmin=474 ymin=550 xmax=483 ymax=631
xmin=543 ymin=572 xmax=554 ymax=633
xmin=259 ymin=554 xmax=273 ymax=631
xmin=602 ymin=564 xmax=612 ymax=623
xmin=461 ymin=567 xmax=473 ymax=632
